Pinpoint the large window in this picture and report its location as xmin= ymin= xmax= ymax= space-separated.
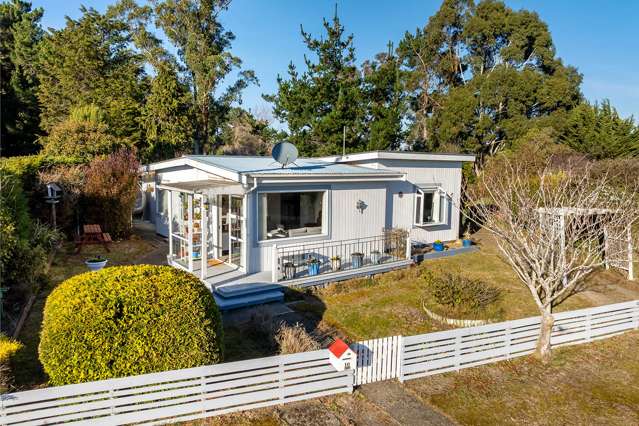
xmin=414 ymin=187 xmax=447 ymax=226
xmin=259 ymin=191 xmax=325 ymax=240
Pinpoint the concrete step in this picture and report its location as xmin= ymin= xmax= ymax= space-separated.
xmin=214 ymin=290 xmax=285 ymax=311
xmin=215 ymin=282 xmax=284 ymax=298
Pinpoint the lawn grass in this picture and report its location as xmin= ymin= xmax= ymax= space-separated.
xmin=12 ymin=237 xmax=156 ymax=389
xmin=404 ymin=330 xmax=639 ymax=425
xmin=311 ymin=230 xmax=639 ymax=341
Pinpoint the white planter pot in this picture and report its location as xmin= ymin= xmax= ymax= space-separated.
xmin=331 ymin=258 xmax=341 ymax=272
xmin=85 ymin=260 xmax=108 ymax=272
xmin=370 ymin=251 xmax=381 ymax=265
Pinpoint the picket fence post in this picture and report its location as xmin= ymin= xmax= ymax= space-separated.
xmin=278 ymin=355 xmax=285 ymax=404
xmin=585 ymin=314 xmax=592 ymax=342
xmin=397 ymin=335 xmax=405 ymax=383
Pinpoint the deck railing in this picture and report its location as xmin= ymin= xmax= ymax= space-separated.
xmin=272 ymin=233 xmax=411 ymax=282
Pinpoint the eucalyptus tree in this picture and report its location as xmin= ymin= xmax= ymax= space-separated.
xmin=399 ymin=0 xmax=582 ymax=165
xmin=152 ymin=0 xmax=256 ymax=154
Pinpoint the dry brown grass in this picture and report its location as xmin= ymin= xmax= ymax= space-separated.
xmin=404 ymin=330 xmax=639 ymax=425
xmin=274 ymin=322 xmax=320 ymax=355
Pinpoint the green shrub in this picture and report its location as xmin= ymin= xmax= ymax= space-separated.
xmin=39 ymin=265 xmax=223 ymax=385
xmin=0 ymin=334 xmax=23 ymax=393
xmin=425 ymin=271 xmax=503 ymax=317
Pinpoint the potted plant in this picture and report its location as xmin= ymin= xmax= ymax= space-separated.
xmin=283 ymin=262 xmax=296 ymax=280
xmin=307 ymin=257 xmax=321 ymax=276
xmin=432 ymin=240 xmax=445 ymax=252
xmin=462 ymin=229 xmax=473 ymax=247
xmin=85 ymin=255 xmax=108 ymax=271
xmin=330 ymin=255 xmax=341 ymax=272
xmin=351 ymin=252 xmax=364 ymax=268
xmin=370 ymin=250 xmax=381 ymax=264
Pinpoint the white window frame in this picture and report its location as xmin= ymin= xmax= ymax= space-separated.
xmin=414 ymin=186 xmax=448 ymax=226
xmin=257 ymin=188 xmax=330 ymax=243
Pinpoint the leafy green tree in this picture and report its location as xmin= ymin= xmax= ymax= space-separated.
xmin=560 ymin=100 xmax=639 ymax=159
xmin=0 ymin=0 xmax=43 ymax=156
xmin=265 ymin=10 xmax=367 ymax=156
xmin=152 ymin=0 xmax=256 ymax=154
xmin=398 ymin=0 xmax=582 ymax=165
xmin=40 ymin=105 xmax=128 ymax=159
xmin=141 ymin=63 xmax=194 ymax=162
xmin=36 ymin=6 xmax=147 ymax=146
xmin=362 ymin=43 xmax=405 ymax=151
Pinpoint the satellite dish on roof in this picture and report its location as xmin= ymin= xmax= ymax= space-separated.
xmin=271 ymin=142 xmax=298 ymax=168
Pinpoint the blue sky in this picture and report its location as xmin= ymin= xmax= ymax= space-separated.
xmin=32 ymin=0 xmax=639 ymax=122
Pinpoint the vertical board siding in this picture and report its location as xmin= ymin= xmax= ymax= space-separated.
xmin=354 ymin=336 xmax=402 ymax=385
xmin=4 ymin=301 xmax=637 ymax=425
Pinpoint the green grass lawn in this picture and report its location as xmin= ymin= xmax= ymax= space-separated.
xmin=309 ymin=231 xmax=639 ymax=341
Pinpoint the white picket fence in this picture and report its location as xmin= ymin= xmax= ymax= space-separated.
xmin=401 ymin=299 xmax=639 ymax=381
xmin=353 ymin=336 xmax=402 ymax=385
xmin=1 ymin=350 xmax=352 ymax=426
xmin=2 ymin=300 xmax=638 ymax=425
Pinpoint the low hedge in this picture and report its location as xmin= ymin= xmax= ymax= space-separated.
xmin=39 ymin=265 xmax=224 ymax=385
xmin=0 ymin=334 xmax=23 ymax=392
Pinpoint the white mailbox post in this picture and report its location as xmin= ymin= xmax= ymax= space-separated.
xmin=328 ymin=338 xmax=356 ymax=371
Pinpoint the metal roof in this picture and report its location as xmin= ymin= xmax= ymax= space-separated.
xmin=185 ymin=155 xmax=401 ymax=176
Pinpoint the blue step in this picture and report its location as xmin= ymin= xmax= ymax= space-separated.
xmin=214 ymin=290 xmax=285 ymax=311
xmin=215 ymin=282 xmax=284 ymax=298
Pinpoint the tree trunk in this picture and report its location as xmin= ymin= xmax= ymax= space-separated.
xmin=535 ymin=306 xmax=554 ymax=364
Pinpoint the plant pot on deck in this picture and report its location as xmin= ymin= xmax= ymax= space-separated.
xmin=85 ymin=257 xmax=108 ymax=272
xmin=330 ymin=257 xmax=341 ymax=272
xmin=370 ymin=250 xmax=381 ymax=265
xmin=462 ymin=239 xmax=472 ymax=248
xmin=307 ymin=259 xmax=320 ymax=276
xmin=283 ymin=262 xmax=296 ymax=280
xmin=432 ymin=241 xmax=445 ymax=252
xmin=351 ymin=252 xmax=364 ymax=268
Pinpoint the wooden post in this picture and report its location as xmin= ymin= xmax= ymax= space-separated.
xmin=168 ymin=190 xmax=173 ymax=263
xmin=628 ymin=225 xmax=634 ymax=281
xmin=560 ymin=214 xmax=567 ymax=287
xmin=201 ymin=195 xmax=207 ymax=281
xmin=188 ymin=194 xmax=193 ymax=272
xmin=603 ymin=223 xmax=610 ymax=269
xmin=271 ymin=244 xmax=278 ymax=283
xmin=405 ymin=235 xmax=411 ymax=260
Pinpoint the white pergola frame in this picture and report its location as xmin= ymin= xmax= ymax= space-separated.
xmin=538 ymin=207 xmax=635 ymax=281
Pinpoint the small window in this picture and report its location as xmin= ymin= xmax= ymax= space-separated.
xmin=414 ymin=187 xmax=447 ymax=226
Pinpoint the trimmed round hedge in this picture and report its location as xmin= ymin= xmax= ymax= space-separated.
xmin=39 ymin=265 xmax=223 ymax=385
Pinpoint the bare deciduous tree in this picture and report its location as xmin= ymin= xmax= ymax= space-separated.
xmin=466 ymin=158 xmax=638 ymax=363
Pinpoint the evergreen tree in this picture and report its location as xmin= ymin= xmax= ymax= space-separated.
xmin=560 ymin=100 xmax=639 ymax=159
xmin=0 ymin=0 xmax=43 ymax=156
xmin=152 ymin=0 xmax=256 ymax=155
xmin=362 ymin=43 xmax=405 ymax=151
xmin=398 ymin=0 xmax=582 ymax=164
xmin=218 ymin=108 xmax=284 ymax=156
xmin=264 ymin=10 xmax=367 ymax=156
xmin=36 ymin=6 xmax=147 ymax=147
xmin=140 ymin=63 xmax=194 ymax=162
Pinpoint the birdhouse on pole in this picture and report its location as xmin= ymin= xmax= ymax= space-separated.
xmin=328 ymin=338 xmax=356 ymax=371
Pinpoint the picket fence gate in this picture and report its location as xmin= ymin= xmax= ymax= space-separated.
xmin=2 ymin=300 xmax=638 ymax=425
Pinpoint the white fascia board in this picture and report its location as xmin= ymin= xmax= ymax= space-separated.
xmin=144 ymin=157 xmax=242 ymax=183
xmin=318 ymin=151 xmax=476 ymax=163
xmin=254 ymin=174 xmax=406 ymax=185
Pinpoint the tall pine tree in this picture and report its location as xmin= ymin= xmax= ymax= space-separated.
xmin=264 ymin=9 xmax=366 ymax=156
xmin=0 ymin=0 xmax=43 ymax=155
